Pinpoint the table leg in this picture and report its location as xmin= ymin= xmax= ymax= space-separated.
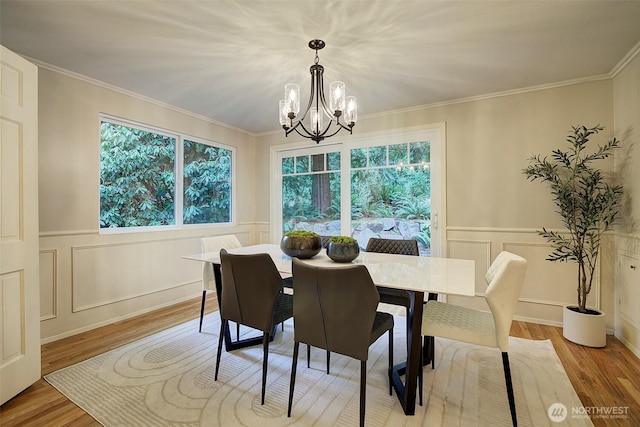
xmin=391 ymin=290 xmax=424 ymax=415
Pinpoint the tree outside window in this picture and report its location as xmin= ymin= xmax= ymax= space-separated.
xmin=183 ymin=139 xmax=231 ymax=224
xmin=100 ymin=119 xmax=232 ymax=229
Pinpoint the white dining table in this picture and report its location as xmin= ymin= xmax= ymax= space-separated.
xmin=183 ymin=243 xmax=475 ymax=416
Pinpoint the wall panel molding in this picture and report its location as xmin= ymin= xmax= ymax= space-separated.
xmin=446 ymin=229 xmax=606 ymax=326
xmin=39 ymin=249 xmax=57 ymax=320
xmin=448 ymin=226 xmax=543 ymax=234
xmin=71 ymin=238 xmax=202 ymax=312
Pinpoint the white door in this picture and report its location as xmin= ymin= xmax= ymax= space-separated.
xmin=0 ymin=45 xmax=40 ymax=405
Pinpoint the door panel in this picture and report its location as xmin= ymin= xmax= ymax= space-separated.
xmin=1 ymin=45 xmax=40 ymax=405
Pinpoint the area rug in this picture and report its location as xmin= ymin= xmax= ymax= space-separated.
xmin=45 ymin=313 xmax=593 ymax=426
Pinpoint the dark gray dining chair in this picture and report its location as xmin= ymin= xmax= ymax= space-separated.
xmin=200 ymin=235 xmax=242 ymax=334
xmin=365 ymin=237 xmax=427 ymax=312
xmin=320 ymin=235 xmax=332 ymax=248
xmin=215 ymin=249 xmax=293 ymax=405
xmin=365 ymin=238 xmax=437 ymax=385
xmin=287 ymin=258 xmax=394 ymax=427
xmin=365 ymin=237 xmax=438 ymax=405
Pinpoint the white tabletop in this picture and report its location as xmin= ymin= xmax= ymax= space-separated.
xmin=183 ymin=243 xmax=475 ymax=297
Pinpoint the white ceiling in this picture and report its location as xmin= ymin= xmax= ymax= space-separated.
xmin=2 ymin=1 xmax=640 ymax=135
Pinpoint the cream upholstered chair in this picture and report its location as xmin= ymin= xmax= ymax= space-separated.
xmin=200 ymin=235 xmax=242 ymax=333
xmin=421 ymin=251 xmax=527 ymax=427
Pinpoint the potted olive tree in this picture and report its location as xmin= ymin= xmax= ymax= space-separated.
xmin=523 ymin=125 xmax=623 ymax=347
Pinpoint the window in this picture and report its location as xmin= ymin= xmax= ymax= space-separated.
xmin=99 ymin=116 xmax=233 ymax=230
xmin=272 ymin=126 xmax=444 ymax=256
xmin=183 ymin=139 xmax=232 ymax=224
xmin=280 ymin=147 xmax=341 ymax=233
xmin=350 ymin=141 xmax=432 ymax=255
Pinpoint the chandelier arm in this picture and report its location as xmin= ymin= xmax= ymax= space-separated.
xmin=315 ymin=70 xmax=334 ymax=118
xmin=295 ymin=64 xmax=320 ymax=127
xmin=310 ymin=118 xmax=334 ymax=140
xmin=306 ymin=120 xmax=351 ymax=141
xmin=333 ymin=116 xmax=355 ymax=131
xmin=288 ymin=118 xmax=352 ymax=143
xmin=321 ymin=123 xmax=353 ymax=140
xmin=284 ymin=121 xmax=301 ymax=137
xmin=295 ymin=121 xmax=317 ymax=139
xmin=292 ymin=124 xmax=323 ymax=143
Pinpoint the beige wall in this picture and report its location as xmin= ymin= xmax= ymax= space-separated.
xmin=257 ymin=81 xmax=614 ymax=228
xmin=38 ymin=69 xmax=257 ymax=232
xmin=256 ymin=78 xmax=621 ymax=330
xmin=37 ymin=50 xmax=639 ymax=347
xmin=38 ymin=68 xmax=258 ymax=341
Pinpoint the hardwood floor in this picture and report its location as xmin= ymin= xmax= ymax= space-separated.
xmin=1 ymin=295 xmax=639 ymax=426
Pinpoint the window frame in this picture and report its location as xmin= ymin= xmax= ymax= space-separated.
xmin=99 ymin=114 xmax=236 ymax=233
xmin=270 ymin=124 xmax=446 ymax=257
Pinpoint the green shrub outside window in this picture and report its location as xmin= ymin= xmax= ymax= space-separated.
xmin=100 ymin=118 xmax=232 ymax=229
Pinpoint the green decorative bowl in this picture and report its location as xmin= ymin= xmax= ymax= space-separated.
xmin=280 ymin=235 xmax=322 ymax=259
xmin=326 ymin=242 xmax=360 ymax=263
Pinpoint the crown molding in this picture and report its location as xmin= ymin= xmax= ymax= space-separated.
xmin=611 ymin=39 xmax=640 ymax=78
xmin=27 ymin=39 xmax=638 ymax=139
xmin=27 ymin=56 xmax=254 ymax=137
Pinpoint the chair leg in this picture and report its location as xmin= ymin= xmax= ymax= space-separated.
xmin=215 ymin=319 xmax=227 ymax=381
xmin=236 ymin=323 xmax=240 ymax=340
xmin=199 ymin=290 xmax=207 ymax=332
xmin=261 ymin=332 xmax=270 ymax=405
xmin=288 ymin=341 xmax=300 ymax=417
xmin=418 ymin=341 xmax=423 ymax=405
xmin=423 ymin=335 xmax=435 ymax=368
xmin=431 ymin=339 xmax=435 ymax=369
xmin=426 ymin=293 xmax=438 ymax=369
xmin=388 ymin=327 xmax=393 ymax=395
xmin=360 ymin=360 xmax=366 ymax=427
xmin=305 ymin=345 xmax=331 ymax=374
xmin=502 ymin=352 xmax=518 ymax=427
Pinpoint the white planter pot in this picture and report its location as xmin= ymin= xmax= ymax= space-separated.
xmin=562 ymin=306 xmax=606 ymax=347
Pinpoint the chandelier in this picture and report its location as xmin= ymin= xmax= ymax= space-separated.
xmin=279 ymin=39 xmax=357 ymax=143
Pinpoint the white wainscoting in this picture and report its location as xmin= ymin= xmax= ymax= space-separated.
xmin=446 ymin=227 xmax=605 ymax=328
xmin=617 ymin=246 xmax=640 ymax=357
xmin=71 ymin=238 xmax=202 ymax=311
xmin=38 ymin=226 xmax=256 ymax=343
xmin=39 ymin=249 xmax=57 ymax=320
xmin=38 ymin=223 xmax=625 ymax=344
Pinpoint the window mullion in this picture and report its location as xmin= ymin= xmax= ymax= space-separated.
xmin=175 ymin=136 xmax=184 ymax=227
